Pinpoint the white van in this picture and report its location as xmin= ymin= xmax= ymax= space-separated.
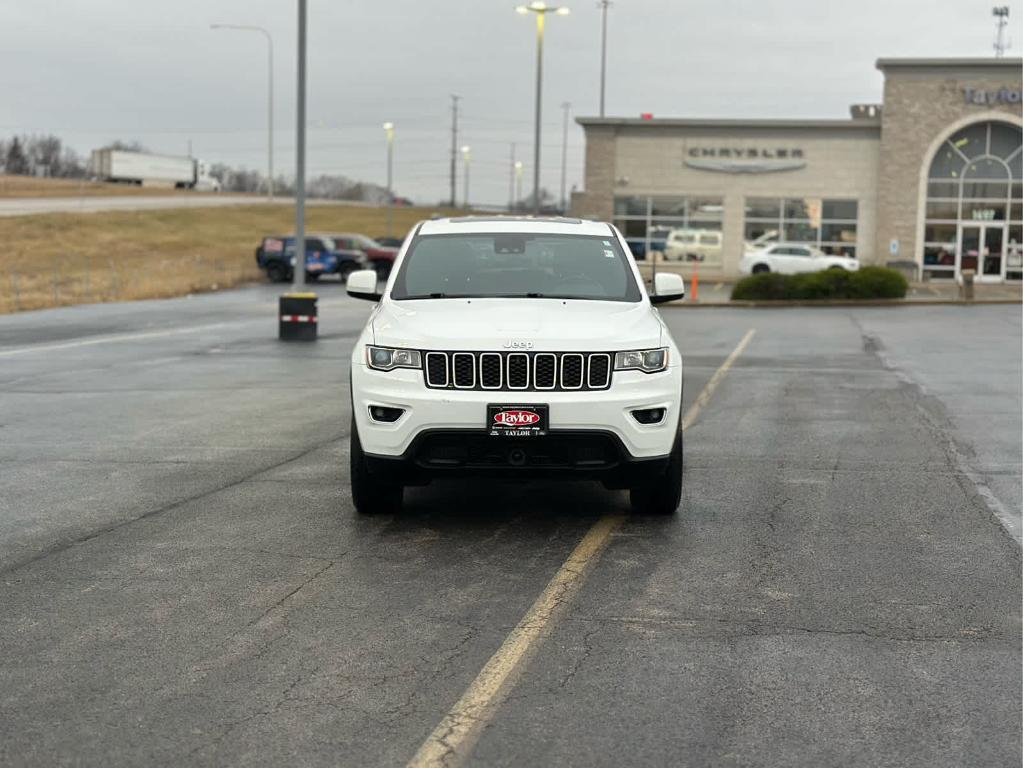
xmin=663 ymin=229 xmax=723 ymax=262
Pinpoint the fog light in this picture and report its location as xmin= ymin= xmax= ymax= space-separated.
xmin=631 ymin=407 xmax=666 ymax=425
xmin=369 ymin=405 xmax=405 ymax=423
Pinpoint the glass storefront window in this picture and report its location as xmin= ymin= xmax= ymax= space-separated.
xmin=743 ymin=196 xmax=858 ymax=256
xmin=924 ymin=222 xmax=958 ymax=244
xmin=820 ymin=223 xmax=857 ymax=243
xmin=925 ymin=121 xmax=1023 ymax=282
xmin=613 ymin=195 xmax=724 ymax=266
xmin=960 ymin=202 xmax=1007 ymax=221
xmin=822 ymin=199 xmax=858 ymax=219
xmin=961 ymin=181 xmax=1011 ymax=200
xmin=925 ymin=200 xmax=959 ymax=220
xmin=744 ymin=198 xmax=781 ymax=218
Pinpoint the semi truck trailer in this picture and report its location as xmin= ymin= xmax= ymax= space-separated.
xmin=89 ymin=149 xmax=221 ymax=191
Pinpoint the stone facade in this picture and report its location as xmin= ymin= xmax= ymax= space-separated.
xmin=573 ymin=58 xmax=1023 ymax=281
xmin=875 ymin=60 xmax=1023 ymax=269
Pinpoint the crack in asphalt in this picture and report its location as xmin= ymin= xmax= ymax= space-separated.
xmin=570 ymin=615 xmax=1007 ymax=642
xmin=0 ymin=432 xmax=346 ymax=578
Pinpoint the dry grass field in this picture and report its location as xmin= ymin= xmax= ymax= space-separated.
xmin=0 ymin=203 xmax=448 ymax=313
xmin=0 ymin=174 xmax=225 ymax=198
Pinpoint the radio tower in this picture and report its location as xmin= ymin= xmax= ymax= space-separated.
xmin=993 ymin=6 xmax=1011 ymax=57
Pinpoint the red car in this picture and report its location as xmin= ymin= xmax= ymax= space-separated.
xmin=329 ymin=233 xmax=399 ymax=278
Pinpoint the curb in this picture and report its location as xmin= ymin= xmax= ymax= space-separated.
xmin=661 ymin=298 xmax=1023 ymax=309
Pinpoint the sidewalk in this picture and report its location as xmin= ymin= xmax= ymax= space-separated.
xmin=637 ymin=269 xmax=1022 ymax=306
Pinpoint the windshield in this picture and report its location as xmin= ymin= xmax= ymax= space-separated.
xmin=390 ymin=232 xmax=641 ymax=302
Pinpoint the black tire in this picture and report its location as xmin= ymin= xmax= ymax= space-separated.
xmin=306 ymin=272 xmax=320 ymax=282
xmin=629 ymin=430 xmax=683 ymax=515
xmin=374 ymin=261 xmax=392 ymax=280
xmin=751 ymin=264 xmax=770 ymax=274
xmin=828 ymin=265 xmax=846 ymax=271
xmin=350 ymin=417 xmax=403 ymax=514
xmin=266 ymin=262 xmax=287 ymax=283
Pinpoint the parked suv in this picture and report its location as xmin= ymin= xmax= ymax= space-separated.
xmin=255 ymin=235 xmax=367 ymax=283
xmin=345 ymin=217 xmax=686 ymax=515
xmin=329 ymin=233 xmax=400 ymax=278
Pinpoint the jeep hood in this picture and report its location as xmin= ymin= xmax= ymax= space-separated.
xmin=372 ymin=298 xmax=663 ymax=351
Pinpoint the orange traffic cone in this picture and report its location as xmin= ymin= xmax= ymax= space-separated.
xmin=691 ymin=267 xmax=699 ymax=302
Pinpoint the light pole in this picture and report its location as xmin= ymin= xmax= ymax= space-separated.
xmin=293 ymin=0 xmax=307 ymax=288
xmin=516 ymin=1 xmax=570 ymax=215
xmin=508 ymin=143 xmax=516 ymax=212
xmin=383 ymin=122 xmax=394 ymax=237
xmin=461 ymin=145 xmax=471 ymax=208
xmin=597 ymin=0 xmax=611 ymax=117
xmin=514 ymin=161 xmax=524 ymax=210
xmin=210 ymin=23 xmax=274 ymax=200
xmin=560 ymin=101 xmax=570 ymax=213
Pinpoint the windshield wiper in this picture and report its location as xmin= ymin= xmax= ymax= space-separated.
xmin=399 ymin=292 xmax=471 ymax=299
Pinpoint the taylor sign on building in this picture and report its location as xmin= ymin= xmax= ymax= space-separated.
xmin=683 ymin=146 xmax=807 ymax=174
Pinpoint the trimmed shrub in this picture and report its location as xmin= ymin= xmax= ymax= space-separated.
xmin=731 ymin=266 xmax=907 ymax=301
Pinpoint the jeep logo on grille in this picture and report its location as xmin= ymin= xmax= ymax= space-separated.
xmin=503 ymin=340 xmax=534 ymax=350
xmin=493 ymin=410 xmax=541 ymax=426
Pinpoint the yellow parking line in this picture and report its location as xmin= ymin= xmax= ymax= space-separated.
xmin=406 ymin=328 xmax=758 ymax=768
xmin=682 ymin=328 xmax=756 ymax=430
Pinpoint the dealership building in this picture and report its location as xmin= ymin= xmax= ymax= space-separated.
xmin=571 ymin=58 xmax=1023 ymax=282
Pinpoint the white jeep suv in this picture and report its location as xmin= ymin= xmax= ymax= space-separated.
xmin=346 ymin=217 xmax=686 ymax=515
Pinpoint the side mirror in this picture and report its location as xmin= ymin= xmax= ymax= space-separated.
xmin=650 ymin=272 xmax=685 ymax=304
xmin=346 ymin=269 xmax=382 ymax=302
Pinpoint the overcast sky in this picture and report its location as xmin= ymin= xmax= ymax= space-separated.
xmin=0 ymin=0 xmax=1016 ymax=205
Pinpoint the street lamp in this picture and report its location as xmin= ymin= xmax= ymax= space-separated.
xmin=515 ymin=1 xmax=570 ymax=215
xmin=210 ymin=23 xmax=274 ymax=200
xmin=461 ymin=145 xmax=472 ymax=208
xmin=383 ymin=122 xmax=395 ymax=237
xmin=560 ymin=101 xmax=570 ymax=213
xmin=514 ymin=160 xmax=524 ymax=211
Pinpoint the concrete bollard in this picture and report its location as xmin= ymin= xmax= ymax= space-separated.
xmin=960 ymin=269 xmax=975 ymax=301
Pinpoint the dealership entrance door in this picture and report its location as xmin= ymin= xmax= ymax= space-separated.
xmin=959 ymin=223 xmax=1006 ymax=282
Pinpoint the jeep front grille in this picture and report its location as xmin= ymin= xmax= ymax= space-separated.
xmin=422 ymin=351 xmax=613 ymax=392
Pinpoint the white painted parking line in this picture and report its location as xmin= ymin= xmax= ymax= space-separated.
xmin=0 ymin=322 xmax=242 ymax=358
xmin=407 ymin=328 xmax=758 ymax=768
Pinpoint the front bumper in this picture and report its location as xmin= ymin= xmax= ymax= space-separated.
xmin=351 ymin=362 xmax=683 ymax=462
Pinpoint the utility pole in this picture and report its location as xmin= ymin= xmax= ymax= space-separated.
xmin=449 ymin=95 xmax=460 ymax=207
xmin=598 ymin=0 xmax=611 ymax=117
xmin=293 ymin=0 xmax=307 ymax=288
xmin=509 ymin=143 xmax=516 ymax=212
xmin=993 ymin=6 xmax=1011 ymax=57
xmin=559 ymin=102 xmax=570 ymax=213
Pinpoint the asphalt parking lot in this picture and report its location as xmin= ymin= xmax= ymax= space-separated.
xmin=0 ymin=285 xmax=1019 ymax=767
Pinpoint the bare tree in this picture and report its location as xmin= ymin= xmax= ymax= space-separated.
xmin=4 ymin=138 xmax=29 ymax=175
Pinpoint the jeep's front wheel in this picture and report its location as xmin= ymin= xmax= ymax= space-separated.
xmin=629 ymin=430 xmax=683 ymax=515
xmin=349 ymin=418 xmax=403 ymax=514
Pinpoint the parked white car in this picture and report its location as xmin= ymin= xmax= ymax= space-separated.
xmin=346 ymin=216 xmax=686 ymax=516
xmin=738 ymin=243 xmax=859 ymax=275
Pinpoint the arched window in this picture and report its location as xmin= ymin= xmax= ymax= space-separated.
xmin=924 ymin=121 xmax=1023 ymax=281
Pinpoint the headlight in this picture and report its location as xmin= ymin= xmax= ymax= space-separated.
xmin=615 ymin=348 xmax=668 ymax=373
xmin=366 ymin=345 xmax=422 ymax=371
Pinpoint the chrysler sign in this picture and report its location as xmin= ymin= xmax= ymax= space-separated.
xmin=684 ymin=146 xmax=807 ymax=174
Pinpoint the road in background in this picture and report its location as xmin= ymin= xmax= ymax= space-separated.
xmin=0 ymin=195 xmax=383 ymax=217
xmin=0 ymin=288 xmax=1019 ymax=766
